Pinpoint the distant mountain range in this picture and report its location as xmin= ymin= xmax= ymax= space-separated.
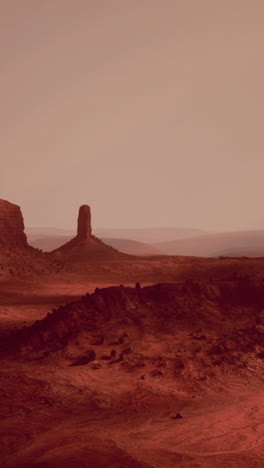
xmin=153 ymin=230 xmax=264 ymax=257
xmin=26 ymin=227 xmax=264 ymax=258
xmin=26 ymin=227 xmax=206 ymax=256
xmin=26 ymin=227 xmax=207 ymax=243
xmin=93 ymin=227 xmax=207 ymax=244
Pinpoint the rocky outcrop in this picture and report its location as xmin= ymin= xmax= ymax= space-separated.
xmin=50 ymin=204 xmax=127 ymax=261
xmin=0 ymin=199 xmax=68 ymax=277
xmin=0 ymin=199 xmax=28 ymax=247
xmin=77 ymin=205 xmax=92 ymax=241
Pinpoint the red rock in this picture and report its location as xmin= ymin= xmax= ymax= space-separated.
xmin=50 ymin=204 xmax=127 ymax=261
xmin=77 ymin=205 xmax=92 ymax=241
xmin=0 ymin=199 xmax=28 ymax=247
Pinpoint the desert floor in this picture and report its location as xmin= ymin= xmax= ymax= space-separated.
xmin=1 ymin=257 xmax=264 ymax=467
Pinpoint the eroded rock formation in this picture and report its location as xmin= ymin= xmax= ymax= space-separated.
xmin=77 ymin=205 xmax=92 ymax=241
xmin=0 ymin=199 xmax=28 ymax=247
xmin=50 ymin=204 xmax=126 ymax=260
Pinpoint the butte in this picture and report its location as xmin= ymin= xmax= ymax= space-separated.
xmin=50 ymin=205 xmax=127 ymax=262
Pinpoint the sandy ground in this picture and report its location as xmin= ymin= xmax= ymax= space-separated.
xmin=1 ymin=354 xmax=264 ymax=467
xmin=1 ymin=261 xmax=264 ymax=467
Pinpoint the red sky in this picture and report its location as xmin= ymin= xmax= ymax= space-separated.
xmin=1 ymin=1 xmax=264 ymax=230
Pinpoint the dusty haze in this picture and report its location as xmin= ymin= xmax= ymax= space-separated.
xmin=1 ymin=1 xmax=264 ymax=230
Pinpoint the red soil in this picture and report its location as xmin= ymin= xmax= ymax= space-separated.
xmin=1 ymin=259 xmax=264 ymax=467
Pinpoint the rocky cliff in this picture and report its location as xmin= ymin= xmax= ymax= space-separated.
xmin=0 ymin=199 xmax=28 ymax=247
xmin=0 ymin=199 xmax=66 ymax=277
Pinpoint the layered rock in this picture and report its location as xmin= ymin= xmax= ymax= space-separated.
xmin=0 ymin=199 xmax=28 ymax=247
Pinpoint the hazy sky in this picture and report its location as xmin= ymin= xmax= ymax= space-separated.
xmin=1 ymin=1 xmax=264 ymax=230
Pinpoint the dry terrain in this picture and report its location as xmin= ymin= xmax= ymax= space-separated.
xmin=1 ymin=256 xmax=264 ymax=467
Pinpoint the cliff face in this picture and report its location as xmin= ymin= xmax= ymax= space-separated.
xmin=0 ymin=199 xmax=28 ymax=247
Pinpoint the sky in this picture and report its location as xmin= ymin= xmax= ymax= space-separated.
xmin=1 ymin=1 xmax=264 ymax=231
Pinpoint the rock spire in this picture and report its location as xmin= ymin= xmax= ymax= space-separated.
xmin=77 ymin=205 xmax=92 ymax=241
